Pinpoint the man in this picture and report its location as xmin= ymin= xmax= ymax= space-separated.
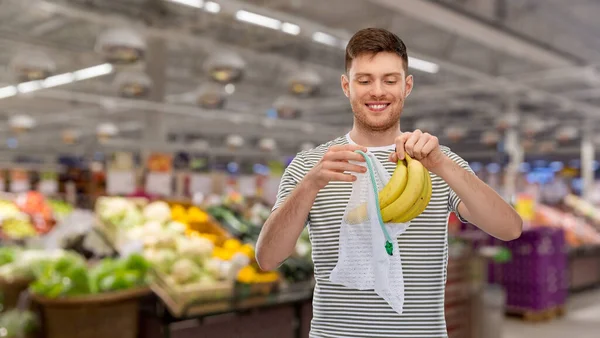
xmin=256 ymin=28 xmax=522 ymax=337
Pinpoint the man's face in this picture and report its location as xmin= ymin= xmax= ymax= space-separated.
xmin=341 ymin=52 xmax=413 ymax=132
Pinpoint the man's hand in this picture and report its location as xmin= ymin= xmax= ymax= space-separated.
xmin=389 ymin=130 xmax=446 ymax=171
xmin=304 ymin=144 xmax=368 ymax=191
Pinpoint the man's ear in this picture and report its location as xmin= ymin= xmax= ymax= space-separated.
xmin=405 ymin=74 xmax=414 ymax=99
xmin=341 ymin=74 xmax=350 ymax=97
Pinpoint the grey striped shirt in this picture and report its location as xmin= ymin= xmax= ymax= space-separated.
xmin=273 ymin=134 xmax=472 ymax=338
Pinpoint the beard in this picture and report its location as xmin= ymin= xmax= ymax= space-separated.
xmin=350 ymin=97 xmax=403 ymax=132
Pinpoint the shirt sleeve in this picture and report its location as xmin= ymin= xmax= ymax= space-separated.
xmin=443 ymin=147 xmax=476 ymax=223
xmin=272 ymin=152 xmax=309 ymax=217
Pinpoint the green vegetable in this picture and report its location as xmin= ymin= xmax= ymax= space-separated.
xmin=0 ymin=247 xmax=18 ymax=266
xmin=0 ymin=309 xmax=38 ymax=337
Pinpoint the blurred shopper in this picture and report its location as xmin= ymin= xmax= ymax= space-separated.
xmin=256 ymin=28 xmax=522 ymax=337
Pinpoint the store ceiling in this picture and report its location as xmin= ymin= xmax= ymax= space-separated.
xmin=0 ymin=0 xmax=599 ymax=162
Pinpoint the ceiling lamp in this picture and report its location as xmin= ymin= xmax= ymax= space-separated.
xmin=522 ymin=117 xmax=545 ymax=137
xmin=10 ymin=50 xmax=56 ymax=82
xmin=96 ymin=123 xmax=119 ymax=142
xmin=414 ymin=118 xmax=438 ymax=134
xmin=61 ymin=129 xmax=82 ymax=145
xmin=95 ymin=28 xmax=146 ymax=64
xmin=203 ymin=51 xmax=246 ymax=83
xmin=444 ymin=126 xmax=467 ymax=142
xmin=495 ymin=112 xmax=519 ymax=131
xmin=114 ymin=70 xmax=153 ymax=98
xmin=521 ymin=138 xmax=535 ymax=151
xmin=259 ymin=138 xmax=277 ymax=152
xmin=288 ymin=69 xmax=322 ymax=97
xmin=9 ymin=115 xmax=36 ymax=133
xmin=555 ymin=126 xmax=578 ymax=143
xmin=196 ymin=83 xmax=226 ymax=109
xmin=538 ymin=140 xmax=557 ymax=153
xmin=480 ymin=130 xmax=500 ymax=147
xmin=273 ymin=95 xmax=302 ymax=119
xmin=226 ymin=134 xmax=244 ymax=149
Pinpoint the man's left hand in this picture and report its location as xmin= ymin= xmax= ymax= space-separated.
xmin=389 ymin=130 xmax=446 ymax=171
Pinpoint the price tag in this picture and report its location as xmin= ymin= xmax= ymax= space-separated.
xmin=10 ymin=180 xmax=29 ymax=193
xmin=190 ymin=174 xmax=212 ymax=194
xmin=39 ymin=180 xmax=58 ymax=195
xmin=238 ymin=175 xmax=256 ymax=197
xmin=146 ymin=172 xmax=172 ymax=196
xmin=107 ymin=171 xmax=136 ymax=195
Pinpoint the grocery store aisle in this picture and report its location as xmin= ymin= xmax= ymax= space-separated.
xmin=503 ymin=288 xmax=600 ymax=338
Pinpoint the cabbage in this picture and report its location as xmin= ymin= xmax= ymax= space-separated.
xmin=144 ymin=249 xmax=177 ymax=274
xmin=176 ymin=237 xmax=214 ymax=263
xmin=170 ymin=259 xmax=202 ymax=285
xmin=142 ymin=201 xmax=171 ymax=223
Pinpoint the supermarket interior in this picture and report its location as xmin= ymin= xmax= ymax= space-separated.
xmin=1 ymin=0 xmax=600 ymax=337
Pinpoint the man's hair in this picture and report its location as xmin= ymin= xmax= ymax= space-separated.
xmin=345 ymin=28 xmax=409 ymax=74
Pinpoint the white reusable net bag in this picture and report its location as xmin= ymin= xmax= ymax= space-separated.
xmin=329 ymin=150 xmax=411 ymax=315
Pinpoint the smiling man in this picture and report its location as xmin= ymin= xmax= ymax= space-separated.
xmin=256 ymin=28 xmax=522 ymax=338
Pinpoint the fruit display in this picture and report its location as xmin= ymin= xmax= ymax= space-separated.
xmin=206 ymin=205 xmax=262 ymax=242
xmin=0 ymin=192 xmax=68 ymax=240
xmin=533 ymin=204 xmax=600 ymax=247
xmin=346 ymin=154 xmax=432 ymax=224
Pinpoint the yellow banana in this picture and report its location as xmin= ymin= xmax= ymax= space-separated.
xmin=380 ymin=155 xmax=425 ymax=222
xmin=379 ymin=159 xmax=408 ymax=209
xmin=345 ymin=158 xmax=408 ymax=224
xmin=392 ymin=167 xmax=432 ymax=223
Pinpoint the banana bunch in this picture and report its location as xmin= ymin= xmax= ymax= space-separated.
xmin=346 ymin=155 xmax=432 ymax=224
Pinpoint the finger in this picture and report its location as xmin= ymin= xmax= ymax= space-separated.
xmin=326 ymin=150 xmax=367 ymax=162
xmin=389 ymin=151 xmax=397 ymax=163
xmin=326 ymin=171 xmax=357 ymax=182
xmin=329 ymin=144 xmax=368 ymax=153
xmin=412 ymin=134 xmax=429 ymax=160
xmin=395 ymin=133 xmax=411 ymax=160
xmin=404 ymin=132 xmax=421 ymax=158
xmin=421 ymin=137 xmax=439 ymax=156
xmin=323 ymin=161 xmax=367 ymax=173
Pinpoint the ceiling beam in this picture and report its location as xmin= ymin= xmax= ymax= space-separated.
xmin=367 ymin=0 xmax=579 ymax=67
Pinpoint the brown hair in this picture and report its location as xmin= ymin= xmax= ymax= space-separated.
xmin=345 ymin=28 xmax=409 ymax=74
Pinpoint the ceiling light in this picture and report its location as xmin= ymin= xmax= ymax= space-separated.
xmin=168 ymin=0 xmax=203 ymax=8
xmin=204 ymin=1 xmax=220 ymax=13
xmin=408 ymin=56 xmax=439 ymax=74
xmin=312 ymin=32 xmax=338 ymax=46
xmin=0 ymin=86 xmax=17 ymax=99
xmin=224 ymin=83 xmax=235 ymax=95
xmin=17 ymin=80 xmax=43 ymax=93
xmin=235 ymin=10 xmax=281 ymax=30
xmin=73 ymin=63 xmax=114 ymax=81
xmin=42 ymin=73 xmax=75 ymax=88
xmin=281 ymin=22 xmax=300 ymax=35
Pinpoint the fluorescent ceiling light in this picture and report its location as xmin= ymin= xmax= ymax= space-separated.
xmin=204 ymin=1 xmax=220 ymax=13
xmin=17 ymin=81 xmax=43 ymax=93
xmin=235 ymin=10 xmax=281 ymax=30
xmin=408 ymin=56 xmax=439 ymax=74
xmin=281 ymin=22 xmax=300 ymax=35
xmin=0 ymin=63 xmax=114 ymax=101
xmin=0 ymin=86 xmax=17 ymax=99
xmin=73 ymin=63 xmax=114 ymax=81
xmin=168 ymin=0 xmax=203 ymax=8
xmin=312 ymin=32 xmax=338 ymax=46
xmin=42 ymin=73 xmax=75 ymax=88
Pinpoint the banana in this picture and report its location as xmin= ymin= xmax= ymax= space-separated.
xmin=380 ymin=155 xmax=425 ymax=222
xmin=379 ymin=159 xmax=408 ymax=209
xmin=345 ymin=158 xmax=408 ymax=224
xmin=391 ymin=167 xmax=432 ymax=223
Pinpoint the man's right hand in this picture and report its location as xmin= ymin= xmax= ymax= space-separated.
xmin=303 ymin=144 xmax=369 ymax=191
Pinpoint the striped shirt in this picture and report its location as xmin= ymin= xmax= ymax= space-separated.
xmin=273 ymin=134 xmax=473 ymax=338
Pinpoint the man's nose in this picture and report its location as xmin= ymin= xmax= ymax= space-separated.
xmin=370 ymin=81 xmax=385 ymax=98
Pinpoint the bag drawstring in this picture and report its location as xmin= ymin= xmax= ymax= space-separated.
xmin=355 ymin=150 xmax=394 ymax=256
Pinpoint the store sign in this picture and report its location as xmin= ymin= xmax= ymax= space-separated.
xmin=145 ymin=153 xmax=173 ymax=197
xmin=38 ymin=171 xmax=58 ymax=195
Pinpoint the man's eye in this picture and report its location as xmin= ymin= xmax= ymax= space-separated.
xmin=385 ymin=81 xmax=397 ymax=85
xmin=358 ymin=81 xmax=370 ymax=85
